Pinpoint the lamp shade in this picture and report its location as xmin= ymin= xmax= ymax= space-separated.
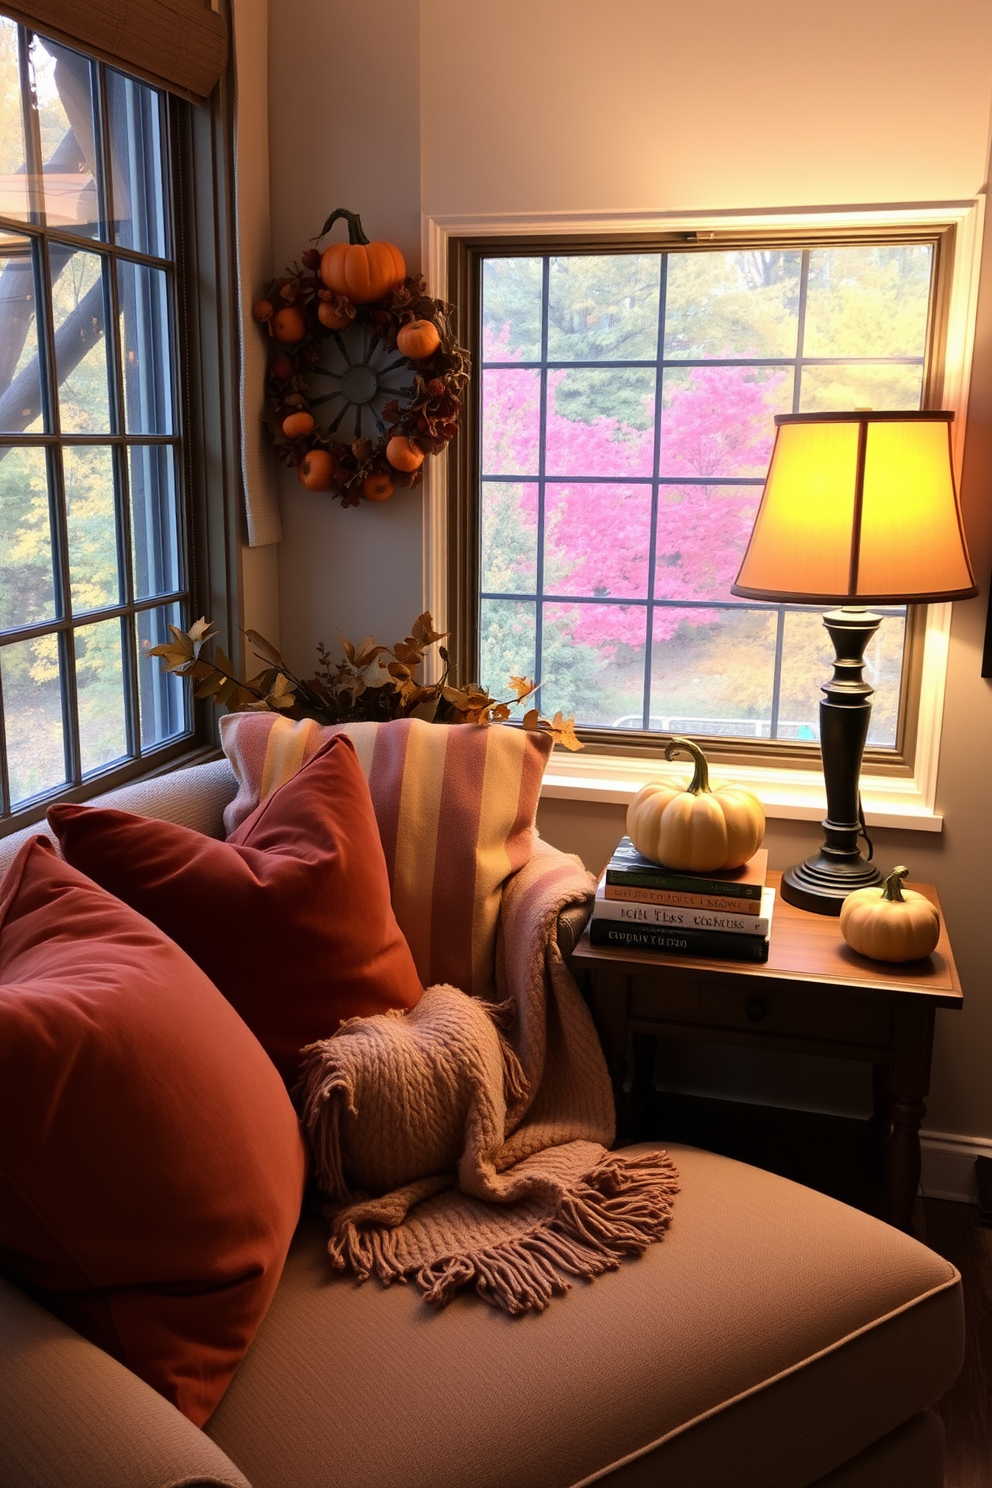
xmin=731 ymin=411 xmax=978 ymax=604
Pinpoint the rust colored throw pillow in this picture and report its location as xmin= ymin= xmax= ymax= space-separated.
xmin=50 ymin=733 xmax=423 ymax=1083
xmin=220 ymin=714 xmax=554 ymax=997
xmin=0 ymin=837 xmax=306 ymax=1427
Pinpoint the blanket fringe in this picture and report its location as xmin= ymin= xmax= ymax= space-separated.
xmin=296 ymin=1054 xmax=357 ymax=1201
xmin=329 ymin=1149 xmax=679 ymax=1314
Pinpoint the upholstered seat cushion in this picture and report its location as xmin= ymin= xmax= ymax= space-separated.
xmin=206 ymin=1144 xmax=963 ymax=1488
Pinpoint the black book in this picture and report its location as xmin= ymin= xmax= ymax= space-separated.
xmin=589 ymin=917 xmax=770 ymax=963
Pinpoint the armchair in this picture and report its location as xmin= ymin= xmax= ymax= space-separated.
xmin=0 ymin=754 xmax=964 ymax=1488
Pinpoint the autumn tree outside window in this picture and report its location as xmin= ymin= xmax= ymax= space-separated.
xmin=0 ymin=15 xmax=234 ymax=830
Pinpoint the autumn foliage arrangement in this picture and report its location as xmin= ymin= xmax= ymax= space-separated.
xmin=252 ymin=208 xmax=469 ymax=508
xmin=148 ymin=615 xmax=582 ymax=749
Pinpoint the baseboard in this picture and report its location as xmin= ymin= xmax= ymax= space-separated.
xmin=920 ymin=1131 xmax=992 ymax=1203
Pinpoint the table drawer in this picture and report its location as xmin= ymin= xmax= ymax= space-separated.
xmin=629 ymin=976 xmax=893 ymax=1052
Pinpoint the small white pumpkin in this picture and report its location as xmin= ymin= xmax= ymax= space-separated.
xmin=840 ymin=866 xmax=940 ymax=963
xmin=626 ymin=737 xmax=765 ymax=873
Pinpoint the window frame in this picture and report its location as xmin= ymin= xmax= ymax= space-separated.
xmin=0 ymin=16 xmax=242 ymax=835
xmin=429 ymin=202 xmax=985 ymax=833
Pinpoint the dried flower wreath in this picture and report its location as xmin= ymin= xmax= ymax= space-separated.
xmin=252 ymin=208 xmax=469 ymax=508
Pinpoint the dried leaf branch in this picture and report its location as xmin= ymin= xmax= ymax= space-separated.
xmin=147 ymin=613 xmax=583 ymax=749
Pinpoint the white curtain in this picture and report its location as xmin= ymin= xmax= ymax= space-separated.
xmin=231 ymin=0 xmax=281 ymax=547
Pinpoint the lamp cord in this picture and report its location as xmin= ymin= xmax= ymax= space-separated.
xmin=857 ymin=796 xmax=874 ymax=861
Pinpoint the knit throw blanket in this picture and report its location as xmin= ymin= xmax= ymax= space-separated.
xmin=296 ymin=839 xmax=679 ymax=1314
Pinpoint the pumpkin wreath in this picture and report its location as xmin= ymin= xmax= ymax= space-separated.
xmin=252 ymin=208 xmax=469 ymax=508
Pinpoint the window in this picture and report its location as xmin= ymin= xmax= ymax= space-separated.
xmin=0 ymin=21 xmax=209 ymax=828
xmin=466 ymin=235 xmax=944 ymax=767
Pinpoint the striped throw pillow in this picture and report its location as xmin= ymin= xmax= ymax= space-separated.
xmin=220 ymin=715 xmax=553 ymax=996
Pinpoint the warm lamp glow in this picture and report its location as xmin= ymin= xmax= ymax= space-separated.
xmin=732 ymin=411 xmax=977 ymax=605
xmin=731 ymin=409 xmax=977 ymax=916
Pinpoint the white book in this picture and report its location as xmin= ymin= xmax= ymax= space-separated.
xmin=593 ymin=881 xmax=775 ymax=937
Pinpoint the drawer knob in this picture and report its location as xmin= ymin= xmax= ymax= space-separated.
xmin=745 ymin=996 xmax=767 ymax=1024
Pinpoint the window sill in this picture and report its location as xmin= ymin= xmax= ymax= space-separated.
xmin=541 ymin=749 xmax=943 ymax=832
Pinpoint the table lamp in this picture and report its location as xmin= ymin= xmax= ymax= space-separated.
xmin=731 ymin=410 xmax=977 ymax=914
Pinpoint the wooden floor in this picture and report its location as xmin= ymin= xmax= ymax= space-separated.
xmin=914 ymin=1197 xmax=992 ymax=1488
xmin=632 ymin=1088 xmax=992 ymax=1487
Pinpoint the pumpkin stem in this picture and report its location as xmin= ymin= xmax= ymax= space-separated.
xmin=313 ymin=209 xmax=370 ymax=246
xmin=880 ymin=866 xmax=909 ymax=902
xmin=664 ymin=736 xmax=710 ymax=795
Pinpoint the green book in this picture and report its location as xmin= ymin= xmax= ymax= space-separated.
xmin=604 ymin=838 xmax=767 ymax=902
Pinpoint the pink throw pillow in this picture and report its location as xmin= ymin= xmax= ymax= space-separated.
xmin=0 ymin=837 xmax=306 ymax=1426
xmin=221 ymin=715 xmax=553 ymax=996
xmin=50 ymin=733 xmax=423 ymax=1084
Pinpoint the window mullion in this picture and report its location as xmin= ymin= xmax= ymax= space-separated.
xmin=535 ymin=258 xmax=549 ymax=692
xmin=792 ymin=249 xmax=810 ymax=413
xmin=643 ymin=253 xmax=668 ymax=732
xmin=0 ymin=661 xmax=10 ymax=815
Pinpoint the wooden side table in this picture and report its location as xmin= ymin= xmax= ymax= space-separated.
xmin=572 ymin=870 xmax=962 ymax=1232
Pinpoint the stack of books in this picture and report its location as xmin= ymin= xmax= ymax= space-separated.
xmin=590 ymin=837 xmax=774 ymax=963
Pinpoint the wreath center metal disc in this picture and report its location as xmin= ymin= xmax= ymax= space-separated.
xmin=306 ymin=321 xmax=416 ymax=445
xmin=341 ymin=364 xmax=379 ymax=405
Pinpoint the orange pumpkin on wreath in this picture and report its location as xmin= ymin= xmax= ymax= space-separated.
xmin=252 ymin=209 xmax=469 ymax=508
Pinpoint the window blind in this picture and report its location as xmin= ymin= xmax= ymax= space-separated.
xmin=0 ymin=0 xmax=227 ymax=104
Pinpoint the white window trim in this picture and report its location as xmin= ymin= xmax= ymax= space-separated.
xmin=421 ymin=200 xmax=987 ymax=834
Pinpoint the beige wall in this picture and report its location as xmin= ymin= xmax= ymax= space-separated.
xmin=422 ymin=0 xmax=992 ymax=216
xmin=269 ymin=0 xmax=425 ymax=663
xmin=267 ymin=0 xmax=992 ymax=1139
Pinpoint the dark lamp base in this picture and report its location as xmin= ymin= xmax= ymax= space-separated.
xmin=781 ymin=852 xmax=882 ymax=916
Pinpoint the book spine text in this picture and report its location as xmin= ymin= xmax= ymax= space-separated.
xmin=589 ymin=919 xmax=770 ymax=962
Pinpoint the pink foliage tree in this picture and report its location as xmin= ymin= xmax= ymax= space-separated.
xmin=482 ymin=326 xmax=786 ymax=652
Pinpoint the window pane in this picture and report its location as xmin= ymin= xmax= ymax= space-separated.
xmin=664 ymin=250 xmax=802 ymax=359
xmin=118 ymin=260 xmax=174 ymax=433
xmin=2 ymin=632 xmax=66 ymax=803
xmin=75 ymin=617 xmax=128 ymax=772
xmin=655 ymin=484 xmax=764 ymax=603
xmin=0 ymin=236 xmax=44 ymax=433
xmin=482 ymin=367 xmax=539 ymax=476
xmin=545 ymin=483 xmax=651 ymax=599
xmin=0 ymin=37 xmax=190 ymax=824
xmin=547 ymin=367 xmax=655 ymax=478
xmin=65 ymin=445 xmax=120 ymax=612
xmin=543 ymin=601 xmax=647 ymax=727
xmin=129 ymin=444 xmax=180 ymax=598
xmin=651 ymin=607 xmax=778 ymax=738
xmin=136 ymin=603 xmax=187 ymax=748
xmin=51 ymin=247 xmax=111 ymax=432
xmin=660 ymin=365 xmax=783 ymax=478
xmin=0 ymin=445 xmax=55 ymax=629
xmin=482 ymin=258 xmax=542 ymax=362
xmin=30 ymin=37 xmax=102 ymax=239
xmin=779 ymin=608 xmax=906 ymax=748
xmin=547 ymin=255 xmax=660 ymax=362
xmin=799 ymin=362 xmax=923 ymax=413
xmin=477 ymin=239 xmax=934 ymax=753
xmin=0 ymin=21 xmax=31 ymax=221
xmin=803 ymin=245 xmax=933 ymax=359
xmin=478 ymin=598 xmax=535 ymax=696
xmin=481 ymin=481 xmax=537 ymax=594
xmin=106 ymin=69 xmax=167 ymax=257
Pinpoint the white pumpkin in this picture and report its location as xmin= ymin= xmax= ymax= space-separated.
xmin=840 ymin=866 xmax=940 ymax=963
xmin=626 ymin=738 xmax=765 ymax=873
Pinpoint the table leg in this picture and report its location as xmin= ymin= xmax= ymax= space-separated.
xmin=589 ymin=968 xmax=630 ymax=1141
xmin=630 ymin=1032 xmax=657 ymax=1136
xmin=868 ymin=1062 xmax=890 ymax=1180
xmin=888 ymin=1003 xmax=935 ymax=1234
